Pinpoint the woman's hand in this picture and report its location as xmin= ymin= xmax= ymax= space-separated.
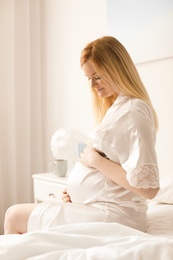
xmin=80 ymin=146 xmax=103 ymax=168
xmin=61 ymin=188 xmax=72 ymax=203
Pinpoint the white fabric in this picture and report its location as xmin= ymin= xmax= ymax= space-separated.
xmin=147 ymin=202 xmax=173 ymax=237
xmin=154 ymin=173 xmax=173 ymax=204
xmin=28 ymin=95 xmax=159 ymax=233
xmin=1 ymin=222 xmax=173 ymax=260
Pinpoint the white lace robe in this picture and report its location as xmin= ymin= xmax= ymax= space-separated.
xmin=28 ymin=95 xmax=159 ymax=232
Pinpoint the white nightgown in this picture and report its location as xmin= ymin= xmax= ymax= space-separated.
xmin=28 ymin=95 xmax=159 ymax=232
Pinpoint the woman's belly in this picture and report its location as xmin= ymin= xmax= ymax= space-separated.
xmin=67 ymin=161 xmax=107 ymax=204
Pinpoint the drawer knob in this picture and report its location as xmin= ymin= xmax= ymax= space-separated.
xmin=48 ymin=193 xmax=55 ymax=198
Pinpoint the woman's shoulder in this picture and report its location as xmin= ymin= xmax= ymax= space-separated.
xmin=110 ymin=95 xmax=155 ymax=128
xmin=111 ymin=95 xmax=152 ymax=116
xmin=130 ymin=97 xmax=154 ymax=119
xmin=130 ymin=97 xmax=150 ymax=109
xmin=112 ymin=95 xmax=149 ymax=109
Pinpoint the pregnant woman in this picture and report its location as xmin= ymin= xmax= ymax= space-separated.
xmin=4 ymin=36 xmax=160 ymax=234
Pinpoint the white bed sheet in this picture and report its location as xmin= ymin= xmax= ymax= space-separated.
xmin=0 ymin=222 xmax=173 ymax=260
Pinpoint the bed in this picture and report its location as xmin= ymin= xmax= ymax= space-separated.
xmin=0 ymin=174 xmax=173 ymax=260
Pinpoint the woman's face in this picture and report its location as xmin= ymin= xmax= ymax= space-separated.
xmin=82 ymin=60 xmax=118 ymax=99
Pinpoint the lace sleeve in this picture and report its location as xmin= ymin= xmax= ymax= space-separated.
xmin=126 ymin=163 xmax=160 ymax=188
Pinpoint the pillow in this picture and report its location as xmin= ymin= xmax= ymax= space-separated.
xmin=153 ymin=173 xmax=173 ymax=204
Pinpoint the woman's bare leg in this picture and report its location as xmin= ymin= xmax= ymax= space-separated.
xmin=4 ymin=203 xmax=37 ymax=234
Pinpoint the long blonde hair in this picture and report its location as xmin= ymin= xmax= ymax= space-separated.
xmin=80 ymin=36 xmax=158 ymax=129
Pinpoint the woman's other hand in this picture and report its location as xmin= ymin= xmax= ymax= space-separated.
xmin=61 ymin=188 xmax=72 ymax=203
xmin=80 ymin=146 xmax=103 ymax=168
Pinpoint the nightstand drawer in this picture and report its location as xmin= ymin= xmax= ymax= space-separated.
xmin=32 ymin=173 xmax=68 ymax=202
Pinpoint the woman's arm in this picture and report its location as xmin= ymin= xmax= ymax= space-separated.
xmin=80 ymin=146 xmax=159 ymax=199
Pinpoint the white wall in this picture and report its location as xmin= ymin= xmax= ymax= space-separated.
xmin=107 ymin=0 xmax=173 ymax=64
xmin=41 ymin=0 xmax=107 ymax=171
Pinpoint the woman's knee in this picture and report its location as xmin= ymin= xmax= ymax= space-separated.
xmin=4 ymin=204 xmax=21 ymax=234
xmin=4 ymin=203 xmax=36 ymax=234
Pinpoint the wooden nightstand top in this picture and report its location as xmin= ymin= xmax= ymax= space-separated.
xmin=32 ymin=173 xmax=68 ymax=184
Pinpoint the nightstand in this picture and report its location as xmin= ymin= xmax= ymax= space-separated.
xmin=32 ymin=173 xmax=68 ymax=203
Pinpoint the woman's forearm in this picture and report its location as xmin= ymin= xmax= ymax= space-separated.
xmin=93 ymin=155 xmax=159 ymax=199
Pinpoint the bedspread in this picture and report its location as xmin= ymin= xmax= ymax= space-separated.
xmin=0 ymin=222 xmax=173 ymax=260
